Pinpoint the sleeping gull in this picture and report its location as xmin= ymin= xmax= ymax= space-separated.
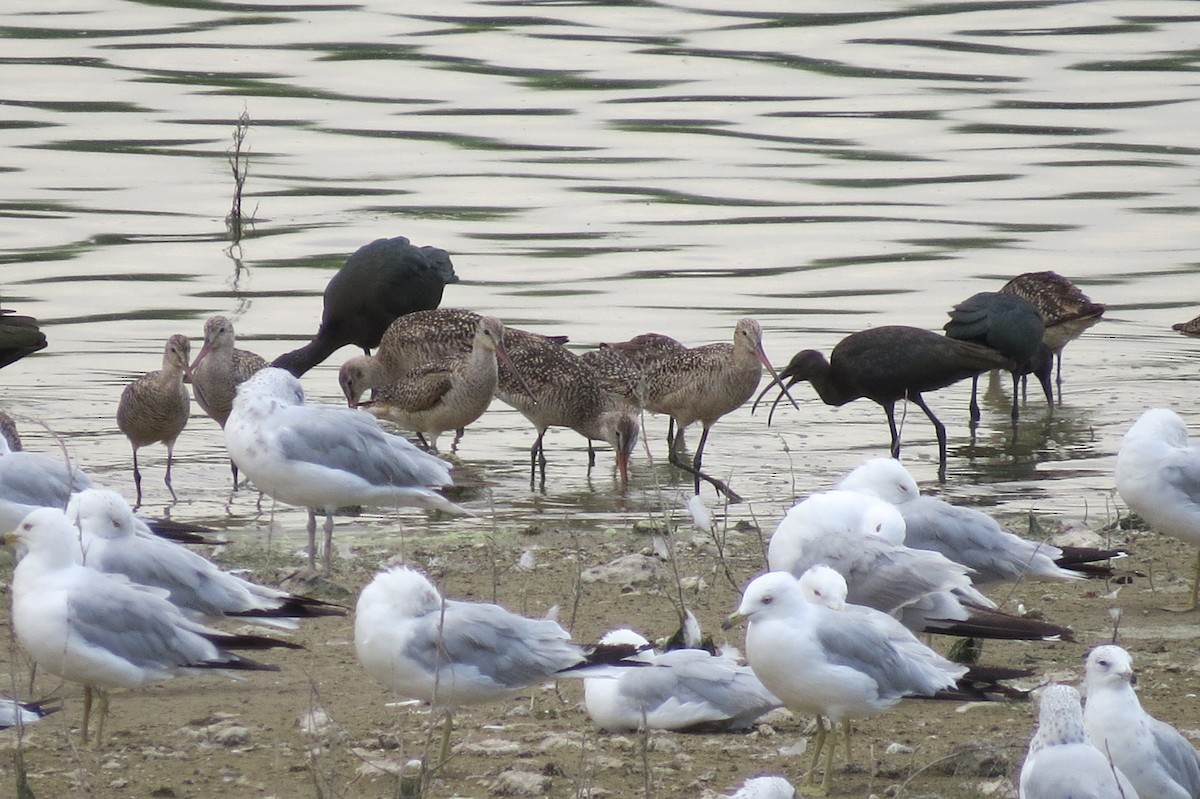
xmin=837 ymin=458 xmax=1118 ymax=583
xmin=582 ymin=627 xmax=780 ymax=733
xmin=224 ymin=367 xmax=465 ymax=573
xmin=355 ymin=565 xmax=643 ymax=763
xmin=1115 ymin=407 xmax=1200 ymax=610
xmin=69 ymin=488 xmax=344 ymax=628
xmin=726 ymin=571 xmax=964 ymax=794
xmin=767 ymin=491 xmax=1071 ymax=640
xmin=6 ymin=507 xmax=298 ymax=743
xmin=1083 ymin=644 xmax=1200 ymax=799
xmin=1019 ymin=684 xmax=1139 ymax=799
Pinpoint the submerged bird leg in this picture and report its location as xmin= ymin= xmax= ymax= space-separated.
xmin=666 ymin=422 xmax=744 ymax=504
xmin=883 ymin=401 xmax=902 ymax=459
xmin=230 ymin=460 xmax=240 ymax=490
xmin=529 ymin=430 xmax=548 ymax=490
xmin=587 ymin=440 xmax=596 ymax=469
xmin=164 ymin=442 xmax=178 ymax=501
xmin=131 ymin=448 xmax=143 ymax=508
xmin=1009 ymin=374 xmax=1021 ymax=423
xmin=909 ymin=392 xmax=948 ymax=482
xmin=968 ymin=375 xmax=981 ymax=426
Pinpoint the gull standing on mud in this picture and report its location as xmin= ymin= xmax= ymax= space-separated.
xmin=727 ymin=571 xmax=964 ymax=794
xmin=224 ymin=368 xmax=464 ymax=574
xmin=69 ymin=488 xmax=344 ymax=628
xmin=116 ymin=333 xmax=192 ymax=507
xmin=7 ymin=508 xmax=295 ymax=744
xmin=1115 ymin=407 xmax=1200 ymax=610
xmin=355 ymin=565 xmax=644 ymax=763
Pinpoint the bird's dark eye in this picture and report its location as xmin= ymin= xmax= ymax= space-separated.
xmin=1098 ymin=659 xmax=1108 ymax=667
xmin=762 ymin=595 xmax=773 ymax=605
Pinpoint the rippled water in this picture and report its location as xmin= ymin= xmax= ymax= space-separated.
xmin=2 ymin=0 xmax=1198 ymax=550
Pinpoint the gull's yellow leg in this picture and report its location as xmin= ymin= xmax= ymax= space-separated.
xmin=94 ymin=691 xmax=110 ymax=746
xmin=81 ymin=687 xmax=93 ymax=745
xmin=802 ymin=716 xmax=827 ymax=788
xmin=842 ymin=718 xmax=853 ymax=763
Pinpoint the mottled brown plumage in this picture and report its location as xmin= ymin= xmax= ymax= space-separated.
xmin=363 ymin=316 xmax=514 ymax=452
xmin=755 ymin=325 xmax=1013 ymax=479
xmin=580 ymin=346 xmax=641 ymax=408
xmin=604 ymin=332 xmax=685 ymax=369
xmin=0 ymin=410 xmax=21 ymax=451
xmin=639 ymin=318 xmax=787 ymax=502
xmin=1173 ymin=314 xmax=1200 ymax=336
xmin=999 ymin=271 xmax=1105 ymax=391
xmin=116 ymin=334 xmax=191 ymax=506
xmin=499 ymin=334 xmax=639 ymax=489
xmin=190 ymin=316 xmax=267 ymax=486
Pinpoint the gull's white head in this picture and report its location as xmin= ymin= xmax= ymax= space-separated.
xmin=837 ymin=458 xmax=920 ymax=505
xmin=797 ymin=564 xmax=848 ymax=611
xmin=7 ymin=507 xmax=82 ymax=567
xmin=357 ymin=565 xmax=443 ymax=620
xmin=732 ymin=571 xmax=804 ymax=625
xmin=67 ymin=489 xmax=137 ymax=541
xmin=1031 ymin=684 xmax=1087 ymax=749
xmin=236 ymin=367 xmax=306 ymax=409
xmin=1124 ymin=407 xmax=1189 ymax=448
xmin=1084 ymin=644 xmax=1135 ymax=690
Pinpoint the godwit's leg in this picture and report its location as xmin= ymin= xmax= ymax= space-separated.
xmin=131 ymin=446 xmax=144 ymax=508
xmin=164 ymin=440 xmax=178 ymax=501
xmin=969 ymin=375 xmax=981 ymax=426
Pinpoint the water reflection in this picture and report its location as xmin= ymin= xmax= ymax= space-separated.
xmin=0 ymin=0 xmax=1197 ymax=542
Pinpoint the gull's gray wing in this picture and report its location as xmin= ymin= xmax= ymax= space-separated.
xmin=0 ymin=452 xmax=92 ymax=508
xmin=814 ymin=608 xmax=952 ymax=699
xmin=1149 ymin=717 xmax=1200 ymax=797
xmin=403 ymin=600 xmax=582 ymax=691
xmin=899 ymin=497 xmax=1062 ymax=584
xmin=273 ymin=405 xmax=452 ymax=488
xmin=629 ymin=649 xmax=780 ymax=727
xmin=66 ymin=575 xmax=225 ymax=675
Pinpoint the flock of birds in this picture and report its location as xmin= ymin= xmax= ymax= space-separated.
xmin=4 ymin=235 xmax=1200 ymax=798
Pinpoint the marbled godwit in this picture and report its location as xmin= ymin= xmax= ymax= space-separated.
xmin=639 ymin=318 xmax=789 ymax=503
xmin=354 ymin=565 xmax=644 ymax=765
xmin=0 ymin=308 xmax=46 ymax=369
xmin=337 ymin=308 xmax=561 ymax=406
xmin=726 ymin=571 xmax=964 ymax=795
xmin=1115 ymin=408 xmax=1200 ymax=611
xmin=0 ymin=410 xmax=22 ymax=451
xmin=8 ymin=508 xmax=298 ymax=744
xmin=1173 ymin=313 xmax=1200 ymax=336
xmin=755 ymin=325 xmax=1013 ymax=479
xmin=358 ymin=316 xmax=519 ymax=452
xmin=1000 ymin=271 xmax=1105 ymax=392
xmin=116 ymin=334 xmax=191 ymax=507
xmin=224 ymin=368 xmax=464 ymax=574
xmin=499 ymin=333 xmax=639 ymax=490
xmin=944 ymin=291 xmax=1052 ymax=424
xmin=581 ymin=332 xmax=687 ymax=409
xmin=837 ymin=458 xmax=1121 ymax=584
xmin=604 ymin=332 xmax=686 ymax=369
xmin=272 ymin=236 xmax=457 ymax=377
xmin=580 ymin=345 xmax=640 ymax=408
xmin=190 ymin=316 xmax=268 ymax=485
